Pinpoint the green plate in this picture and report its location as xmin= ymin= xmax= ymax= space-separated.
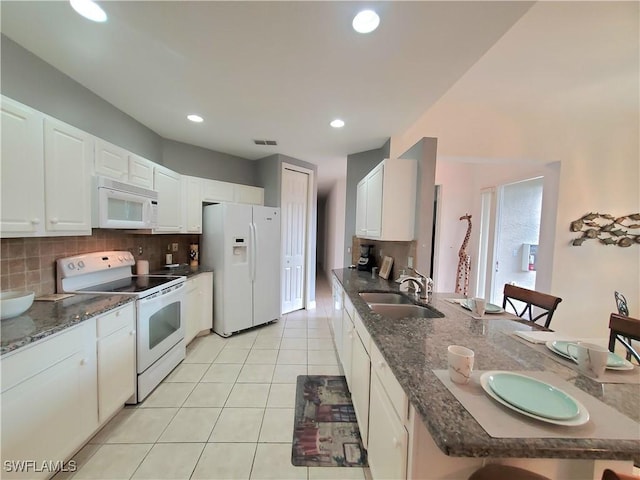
xmin=487 ymin=372 xmax=580 ymax=420
xmin=549 ymin=341 xmax=627 ymax=368
xmin=460 ymin=299 xmax=504 ymax=314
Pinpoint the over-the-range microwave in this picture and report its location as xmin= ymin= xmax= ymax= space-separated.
xmin=93 ymin=176 xmax=158 ymax=229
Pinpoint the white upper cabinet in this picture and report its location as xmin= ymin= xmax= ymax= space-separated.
xmin=128 ymin=154 xmax=154 ymax=189
xmin=43 ymin=118 xmax=94 ymax=234
xmin=153 ymin=164 xmax=182 ymax=233
xmin=356 ymin=158 xmax=417 ymax=241
xmin=234 ymin=184 xmax=264 ymax=205
xmin=1 ymin=97 xmax=45 ymax=236
xmin=95 ymin=139 xmax=129 ymax=181
xmin=202 ymin=179 xmax=235 ymax=203
xmin=181 ymin=175 xmax=203 ymax=233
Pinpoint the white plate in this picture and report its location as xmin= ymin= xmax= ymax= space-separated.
xmin=545 ymin=341 xmax=635 ymax=371
xmin=480 ymin=371 xmax=590 ymax=427
xmin=460 ymin=299 xmax=504 ymax=314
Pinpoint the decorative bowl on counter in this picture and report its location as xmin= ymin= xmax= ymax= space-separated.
xmin=1 ymin=291 xmax=35 ymax=319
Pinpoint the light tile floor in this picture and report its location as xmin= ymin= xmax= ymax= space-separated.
xmin=58 ymin=276 xmax=367 ymax=480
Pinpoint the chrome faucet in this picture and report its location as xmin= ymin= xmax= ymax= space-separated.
xmin=400 ymin=267 xmax=433 ymax=301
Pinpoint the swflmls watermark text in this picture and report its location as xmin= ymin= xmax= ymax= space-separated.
xmin=3 ymin=460 xmax=77 ymax=473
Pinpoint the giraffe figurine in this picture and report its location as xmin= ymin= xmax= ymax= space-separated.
xmin=455 ymin=214 xmax=472 ymax=296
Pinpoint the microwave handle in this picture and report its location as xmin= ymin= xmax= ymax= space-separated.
xmin=143 ymin=199 xmax=153 ymax=227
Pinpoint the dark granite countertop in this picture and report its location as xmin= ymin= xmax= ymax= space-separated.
xmin=150 ymin=265 xmax=213 ymax=278
xmin=1 ymin=294 xmax=136 ymax=356
xmin=332 ymin=268 xmax=640 ymax=462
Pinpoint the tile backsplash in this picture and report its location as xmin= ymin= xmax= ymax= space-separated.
xmin=1 ymin=230 xmax=200 ymax=296
xmin=351 ymin=236 xmax=417 ymax=281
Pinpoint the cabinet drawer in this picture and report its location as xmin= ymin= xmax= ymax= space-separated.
xmin=344 ymin=294 xmax=355 ymax=321
xmin=1 ymin=320 xmax=95 ymax=393
xmin=371 ymin=342 xmax=408 ymax=422
xmin=353 ymin=311 xmax=370 ymax=354
xmin=97 ymin=303 xmax=135 ymax=338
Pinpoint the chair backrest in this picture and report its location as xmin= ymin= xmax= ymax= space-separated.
xmin=608 ymin=313 xmax=640 ymax=364
xmin=602 ymin=468 xmax=639 ymax=480
xmin=614 ymin=291 xmax=629 ymax=316
xmin=502 ymin=284 xmax=562 ymax=329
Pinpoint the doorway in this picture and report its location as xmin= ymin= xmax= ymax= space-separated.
xmin=476 ymin=177 xmax=544 ymax=305
xmin=281 ymin=166 xmax=310 ymax=314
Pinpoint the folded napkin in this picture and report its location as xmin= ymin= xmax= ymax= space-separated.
xmin=513 ymin=331 xmax=570 ymax=344
xmin=444 ymin=298 xmax=465 ymax=305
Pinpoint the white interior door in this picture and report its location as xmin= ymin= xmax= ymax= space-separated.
xmin=281 ymin=168 xmax=308 ymax=314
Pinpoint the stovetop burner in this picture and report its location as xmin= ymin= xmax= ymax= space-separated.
xmin=76 ymin=275 xmax=181 ymax=294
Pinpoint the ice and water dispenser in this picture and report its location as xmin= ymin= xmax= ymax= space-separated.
xmin=232 ymin=237 xmax=248 ymax=264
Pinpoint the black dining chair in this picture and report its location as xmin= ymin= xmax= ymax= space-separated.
xmin=502 ymin=284 xmax=562 ymax=329
xmin=608 ymin=313 xmax=640 ymax=364
xmin=614 ymin=291 xmax=634 ymax=360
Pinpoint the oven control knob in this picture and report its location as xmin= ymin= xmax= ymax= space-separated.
xmin=67 ymin=262 xmax=75 ymax=270
xmin=78 ymin=261 xmax=85 ymax=269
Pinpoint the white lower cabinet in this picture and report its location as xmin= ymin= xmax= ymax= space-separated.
xmin=0 ymin=320 xmax=98 ymax=479
xmin=331 ymin=277 xmax=343 ymax=360
xmin=97 ymin=303 xmax=136 ymax=424
xmin=341 ymin=309 xmax=354 ymax=387
xmin=351 ymin=330 xmax=371 ymax=448
xmin=184 ymin=272 xmax=213 ymax=345
xmin=368 ymin=371 xmax=409 ymax=480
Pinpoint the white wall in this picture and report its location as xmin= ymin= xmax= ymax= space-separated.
xmin=323 ymin=178 xmax=346 ymax=281
xmin=394 ymin=2 xmax=639 ymax=338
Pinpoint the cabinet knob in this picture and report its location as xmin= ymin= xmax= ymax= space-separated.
xmin=129 ymin=330 xmax=136 ymax=336
xmin=392 ymin=437 xmax=400 ymax=448
xmin=378 ymin=361 xmax=385 ymax=369
xmin=115 ymin=311 xmax=120 ymax=317
xmin=31 ymin=218 xmax=41 ymax=225
xmin=80 ymin=358 xmax=87 ymax=366
xmin=50 ymin=217 xmax=59 ymax=224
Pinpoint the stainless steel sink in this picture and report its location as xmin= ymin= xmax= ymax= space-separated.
xmin=359 ymin=292 xmax=413 ymax=305
xmin=369 ymin=303 xmax=442 ymax=319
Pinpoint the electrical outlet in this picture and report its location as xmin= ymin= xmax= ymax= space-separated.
xmin=379 ymin=249 xmax=384 ymax=257
xmin=138 ymin=246 xmax=143 ymax=255
xmin=172 ymin=243 xmax=179 ymax=252
xmin=408 ymin=256 xmax=414 ymax=268
xmin=347 ymin=247 xmax=351 ymax=253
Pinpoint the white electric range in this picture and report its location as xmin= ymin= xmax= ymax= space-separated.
xmin=57 ymin=251 xmax=186 ymax=403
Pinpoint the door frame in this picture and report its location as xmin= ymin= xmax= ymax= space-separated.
xmin=281 ymin=162 xmax=316 ymax=310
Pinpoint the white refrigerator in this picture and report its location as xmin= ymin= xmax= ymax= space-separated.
xmin=202 ymin=203 xmax=281 ymax=337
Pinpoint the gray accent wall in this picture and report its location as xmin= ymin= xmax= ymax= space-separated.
xmin=162 ymin=139 xmax=257 ymax=185
xmin=256 ymin=154 xmax=281 ymax=207
xmin=343 ymin=139 xmax=391 ymax=266
xmin=1 ymin=35 xmax=163 ymax=162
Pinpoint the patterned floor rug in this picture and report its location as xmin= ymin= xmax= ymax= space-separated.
xmin=291 ymin=375 xmax=368 ymax=467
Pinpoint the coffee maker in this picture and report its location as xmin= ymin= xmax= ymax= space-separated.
xmin=357 ymin=244 xmax=375 ymax=271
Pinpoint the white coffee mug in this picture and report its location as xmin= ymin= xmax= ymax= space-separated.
xmin=472 ymin=297 xmax=486 ymax=317
xmin=566 ymin=342 xmax=609 ymax=378
xmin=448 ymin=345 xmax=475 ymax=384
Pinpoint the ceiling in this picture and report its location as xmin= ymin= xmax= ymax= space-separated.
xmin=0 ymin=1 xmax=534 ymax=194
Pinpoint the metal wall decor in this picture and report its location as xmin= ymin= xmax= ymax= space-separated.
xmin=570 ymin=213 xmax=640 ymax=247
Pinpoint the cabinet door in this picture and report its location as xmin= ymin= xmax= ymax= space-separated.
xmin=365 ymin=164 xmax=384 ymax=238
xmin=182 ymin=176 xmax=203 ymax=233
xmin=355 ymin=180 xmax=367 ymax=237
xmin=95 ymin=139 xmax=129 ymax=181
xmin=234 ymin=184 xmax=264 ymax=205
xmin=331 ymin=280 xmax=343 ymax=360
xmin=341 ymin=313 xmax=354 ymax=388
xmin=153 ymin=165 xmax=182 ymax=232
xmin=1 ymin=322 xmax=97 ymax=480
xmin=43 ymin=118 xmax=93 ymax=234
xmin=184 ymin=277 xmax=201 ymax=345
xmin=128 ymin=154 xmax=154 ymax=189
xmin=202 ymin=179 xmax=234 ymax=202
xmin=351 ymin=332 xmax=371 ymax=449
xmin=0 ymin=97 xmax=45 ymax=236
xmin=368 ymin=372 xmax=408 ymax=480
xmin=97 ymin=306 xmax=135 ymax=424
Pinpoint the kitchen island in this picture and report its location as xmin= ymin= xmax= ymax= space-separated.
xmin=332 ymin=268 xmax=640 ymax=480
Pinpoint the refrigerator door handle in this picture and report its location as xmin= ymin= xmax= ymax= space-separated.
xmin=250 ymin=222 xmax=257 ymax=282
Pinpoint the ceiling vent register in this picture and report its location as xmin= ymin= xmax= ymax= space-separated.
xmin=253 ymin=139 xmax=278 ymax=146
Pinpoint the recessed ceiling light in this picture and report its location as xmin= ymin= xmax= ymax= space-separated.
xmin=352 ymin=10 xmax=380 ymax=34
xmin=70 ymin=0 xmax=107 ymax=23
xmin=187 ymin=114 xmax=204 ymax=123
xmin=330 ymin=119 xmax=345 ymax=128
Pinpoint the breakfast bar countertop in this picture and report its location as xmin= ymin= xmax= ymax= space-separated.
xmin=0 ymin=294 xmax=136 ymax=356
xmin=332 ymin=268 xmax=640 ymax=462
